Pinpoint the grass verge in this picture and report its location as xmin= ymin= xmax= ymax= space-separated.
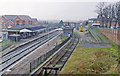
xmin=61 ymin=37 xmax=68 ymax=42
xmin=89 ymin=29 xmax=101 ymax=43
xmin=60 ymin=43 xmax=118 ymax=74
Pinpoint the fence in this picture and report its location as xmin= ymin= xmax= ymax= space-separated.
xmin=99 ymin=28 xmax=120 ymax=45
xmin=30 ymin=37 xmax=71 ymax=72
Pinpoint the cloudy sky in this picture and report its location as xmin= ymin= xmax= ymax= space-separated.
xmin=0 ymin=0 xmax=119 ymax=21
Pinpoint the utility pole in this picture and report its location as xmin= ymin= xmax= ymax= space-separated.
xmin=47 ymin=27 xmax=49 ymax=39
xmin=47 ymin=26 xmax=49 ymax=46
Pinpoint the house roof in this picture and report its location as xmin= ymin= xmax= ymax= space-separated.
xmin=7 ymin=25 xmax=36 ymax=31
xmin=7 ymin=25 xmax=45 ymax=32
xmin=6 ymin=20 xmax=15 ymax=24
xmin=4 ymin=15 xmax=17 ymax=21
xmin=31 ymin=18 xmax=38 ymax=21
xmin=89 ymin=18 xmax=100 ymax=21
xmin=59 ymin=20 xmax=64 ymax=24
xmin=3 ymin=15 xmax=32 ymax=21
xmin=18 ymin=15 xmax=32 ymax=21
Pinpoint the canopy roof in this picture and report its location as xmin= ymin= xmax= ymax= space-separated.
xmin=9 ymin=34 xmax=20 ymax=36
xmin=7 ymin=26 xmax=46 ymax=32
xmin=56 ymin=28 xmax=63 ymax=31
xmin=26 ymin=26 xmax=45 ymax=31
xmin=20 ymin=29 xmax=32 ymax=32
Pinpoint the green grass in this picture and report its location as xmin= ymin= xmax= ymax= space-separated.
xmin=73 ymin=31 xmax=81 ymax=38
xmin=89 ymin=29 xmax=101 ymax=43
xmin=97 ymin=29 xmax=119 ymax=55
xmin=0 ymin=40 xmax=15 ymax=47
xmin=97 ymin=29 xmax=112 ymax=41
xmin=60 ymin=44 xmax=118 ymax=74
xmin=61 ymin=37 xmax=67 ymax=42
xmin=95 ymin=29 xmax=109 ymax=42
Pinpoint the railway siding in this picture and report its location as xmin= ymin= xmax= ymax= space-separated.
xmin=32 ymin=34 xmax=79 ymax=75
xmin=30 ymin=37 xmax=72 ymax=74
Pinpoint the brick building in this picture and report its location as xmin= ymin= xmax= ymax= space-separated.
xmin=0 ymin=15 xmax=38 ymax=28
xmin=62 ymin=23 xmax=73 ymax=37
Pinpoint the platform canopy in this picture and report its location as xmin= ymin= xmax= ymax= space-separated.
xmin=56 ymin=28 xmax=63 ymax=31
xmin=20 ymin=29 xmax=32 ymax=32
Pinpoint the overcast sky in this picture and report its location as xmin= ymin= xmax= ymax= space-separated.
xmin=0 ymin=0 xmax=119 ymax=21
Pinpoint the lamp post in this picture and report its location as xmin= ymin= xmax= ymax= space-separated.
xmin=47 ymin=26 xmax=49 ymax=46
xmin=16 ymin=31 xmax=17 ymax=42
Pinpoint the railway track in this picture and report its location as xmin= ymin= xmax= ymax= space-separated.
xmin=33 ymin=34 xmax=79 ymax=76
xmin=1 ymin=30 xmax=56 ymax=57
xmin=89 ymin=28 xmax=110 ymax=44
xmin=0 ymin=30 xmax=62 ymax=75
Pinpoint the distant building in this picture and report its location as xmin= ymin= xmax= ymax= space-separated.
xmin=58 ymin=20 xmax=64 ymax=28
xmin=88 ymin=18 xmax=101 ymax=24
xmin=88 ymin=18 xmax=101 ymax=27
xmin=63 ymin=22 xmax=76 ymax=28
xmin=58 ymin=20 xmax=76 ymax=28
xmin=108 ymin=18 xmax=119 ymax=29
xmin=62 ymin=22 xmax=74 ymax=37
xmin=0 ymin=29 xmax=8 ymax=40
xmin=0 ymin=15 xmax=38 ymax=28
xmin=7 ymin=25 xmax=46 ymax=41
xmin=32 ymin=18 xmax=38 ymax=25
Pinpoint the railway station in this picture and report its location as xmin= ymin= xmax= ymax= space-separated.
xmin=0 ymin=1 xmax=120 ymax=76
xmin=7 ymin=26 xmax=46 ymax=41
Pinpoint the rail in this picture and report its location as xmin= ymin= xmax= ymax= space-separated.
xmin=30 ymin=34 xmax=79 ymax=76
xmin=30 ymin=37 xmax=71 ymax=73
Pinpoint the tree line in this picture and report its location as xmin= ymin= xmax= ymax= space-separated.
xmin=96 ymin=2 xmax=120 ymax=28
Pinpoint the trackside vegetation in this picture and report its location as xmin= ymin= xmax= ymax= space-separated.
xmin=60 ymin=44 xmax=118 ymax=74
xmin=60 ymin=31 xmax=119 ymax=74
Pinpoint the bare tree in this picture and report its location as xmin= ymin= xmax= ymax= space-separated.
xmin=96 ymin=2 xmax=106 ymax=27
xmin=102 ymin=6 xmax=109 ymax=28
xmin=115 ymin=2 xmax=120 ymax=28
xmin=95 ymin=2 xmax=120 ymax=28
xmin=106 ymin=4 xmax=113 ymax=28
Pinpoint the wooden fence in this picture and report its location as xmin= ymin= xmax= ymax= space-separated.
xmin=99 ymin=28 xmax=120 ymax=45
